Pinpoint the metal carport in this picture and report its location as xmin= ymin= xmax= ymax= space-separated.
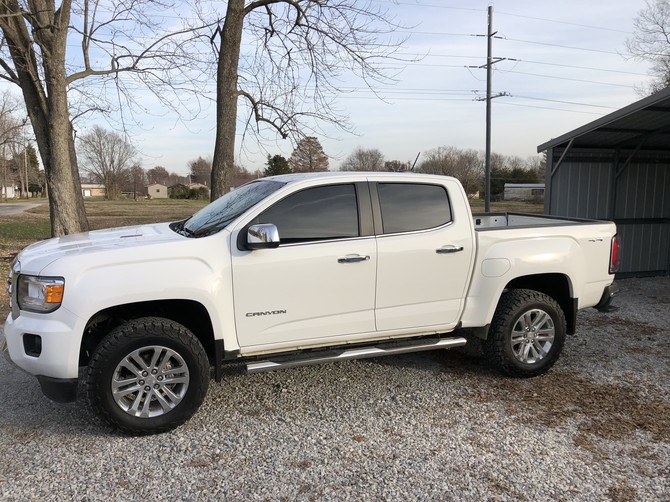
xmin=538 ymin=87 xmax=670 ymax=276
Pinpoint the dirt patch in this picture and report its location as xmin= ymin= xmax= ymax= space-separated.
xmin=492 ymin=372 xmax=670 ymax=443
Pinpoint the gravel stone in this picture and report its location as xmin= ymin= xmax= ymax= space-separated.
xmin=0 ymin=276 xmax=668 ymax=501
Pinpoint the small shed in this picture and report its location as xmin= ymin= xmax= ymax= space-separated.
xmin=538 ymin=87 xmax=670 ymax=276
xmin=81 ymin=183 xmax=106 ymax=198
xmin=1 ymin=186 xmax=17 ymax=198
xmin=147 ymin=183 xmax=168 ymax=199
xmin=504 ymin=183 xmax=545 ymax=201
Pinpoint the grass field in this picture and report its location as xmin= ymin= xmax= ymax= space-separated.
xmin=0 ymin=197 xmax=543 ymax=311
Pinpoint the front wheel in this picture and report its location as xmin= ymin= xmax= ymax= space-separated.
xmin=483 ymin=289 xmax=566 ymax=378
xmin=86 ymin=317 xmax=210 ymax=435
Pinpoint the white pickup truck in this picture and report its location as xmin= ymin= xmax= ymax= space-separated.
xmin=4 ymin=172 xmax=620 ymax=434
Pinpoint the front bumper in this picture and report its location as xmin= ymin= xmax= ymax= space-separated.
xmin=3 ymin=308 xmax=84 ymax=381
xmin=2 ymin=327 xmax=79 ymax=403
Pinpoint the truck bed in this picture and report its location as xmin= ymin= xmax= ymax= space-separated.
xmin=473 ymin=212 xmax=603 ymax=230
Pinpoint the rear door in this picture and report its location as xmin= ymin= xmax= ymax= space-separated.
xmin=373 ymin=181 xmax=474 ymax=331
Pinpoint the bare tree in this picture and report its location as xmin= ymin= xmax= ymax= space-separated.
xmin=0 ymin=1 xmax=209 ymax=235
xmin=188 ymin=156 xmax=212 ymax=185
xmin=627 ymin=0 xmax=670 ymax=94
xmin=206 ymin=0 xmax=406 ymax=198
xmin=0 ymin=92 xmax=25 ymax=201
xmin=78 ymin=126 xmax=137 ymax=200
xmin=419 ymin=147 xmax=483 ymax=195
xmin=10 ymin=142 xmax=39 ymax=198
xmin=146 ymin=166 xmax=170 ymax=185
xmin=340 ymin=147 xmax=385 ymax=171
xmin=289 ymin=136 xmax=328 ymax=172
xmin=384 ymin=160 xmax=411 ymax=172
xmin=126 ymin=164 xmax=146 ymax=201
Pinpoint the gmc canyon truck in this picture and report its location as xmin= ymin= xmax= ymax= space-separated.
xmin=3 ymin=172 xmax=620 ymax=434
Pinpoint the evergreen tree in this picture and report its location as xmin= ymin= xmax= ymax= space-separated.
xmin=264 ymin=154 xmax=292 ymax=177
xmin=289 ymin=137 xmax=329 ymax=172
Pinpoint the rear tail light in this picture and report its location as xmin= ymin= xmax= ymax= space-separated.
xmin=609 ymin=235 xmax=621 ymax=274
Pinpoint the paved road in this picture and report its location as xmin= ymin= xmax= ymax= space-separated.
xmin=0 ymin=201 xmax=45 ymax=216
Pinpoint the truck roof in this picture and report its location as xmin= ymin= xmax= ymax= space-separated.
xmin=266 ymin=171 xmax=454 ymax=183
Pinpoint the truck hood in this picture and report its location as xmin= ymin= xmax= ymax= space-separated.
xmin=18 ymin=223 xmax=185 ymax=274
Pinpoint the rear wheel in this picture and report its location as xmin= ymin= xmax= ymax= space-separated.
xmin=483 ymin=289 xmax=566 ymax=378
xmin=86 ymin=317 xmax=209 ymax=435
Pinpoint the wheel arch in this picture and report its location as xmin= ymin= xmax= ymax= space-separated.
xmin=503 ymin=273 xmax=576 ymax=334
xmin=80 ymin=299 xmax=218 ymax=369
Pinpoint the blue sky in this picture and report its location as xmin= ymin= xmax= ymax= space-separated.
xmin=7 ymin=0 xmax=657 ymax=175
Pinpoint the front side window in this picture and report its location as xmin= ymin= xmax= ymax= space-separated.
xmin=182 ymin=179 xmax=286 ymax=237
xmin=378 ymin=183 xmax=452 ymax=234
xmin=257 ymin=184 xmax=359 ymax=244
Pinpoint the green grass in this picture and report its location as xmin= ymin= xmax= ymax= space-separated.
xmin=0 ymin=220 xmax=51 ymax=241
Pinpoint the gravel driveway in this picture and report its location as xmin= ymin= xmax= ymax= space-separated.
xmin=1 ymin=277 xmax=668 ymax=501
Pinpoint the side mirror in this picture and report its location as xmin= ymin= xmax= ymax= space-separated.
xmin=246 ymin=223 xmax=280 ymax=249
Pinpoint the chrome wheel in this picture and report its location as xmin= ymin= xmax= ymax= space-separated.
xmin=510 ymin=308 xmax=555 ymax=364
xmin=111 ymin=345 xmax=190 ymax=418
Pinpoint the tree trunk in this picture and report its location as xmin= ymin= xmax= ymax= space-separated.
xmin=211 ymin=0 xmax=245 ymax=200
xmin=0 ymin=0 xmax=89 ymax=236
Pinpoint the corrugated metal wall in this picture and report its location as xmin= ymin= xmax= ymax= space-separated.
xmin=546 ymin=148 xmax=670 ymax=276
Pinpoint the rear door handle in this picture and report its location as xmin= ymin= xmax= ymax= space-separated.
xmin=338 ymin=254 xmax=370 ymax=263
xmin=436 ymin=245 xmax=464 ymax=254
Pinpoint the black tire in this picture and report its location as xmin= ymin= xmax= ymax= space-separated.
xmin=86 ymin=317 xmax=210 ymax=435
xmin=483 ymin=289 xmax=566 ymax=378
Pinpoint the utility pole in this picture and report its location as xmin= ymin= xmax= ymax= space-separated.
xmin=471 ymin=7 xmax=508 ymax=212
xmin=484 ymin=5 xmax=493 ymax=213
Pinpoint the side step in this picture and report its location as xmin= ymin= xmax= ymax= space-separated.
xmin=246 ymin=336 xmax=466 ymax=374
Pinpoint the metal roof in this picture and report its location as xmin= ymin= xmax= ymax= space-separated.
xmin=537 ymin=86 xmax=670 ymax=153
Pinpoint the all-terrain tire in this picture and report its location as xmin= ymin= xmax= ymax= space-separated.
xmin=86 ymin=317 xmax=209 ymax=435
xmin=483 ymin=289 xmax=566 ymax=378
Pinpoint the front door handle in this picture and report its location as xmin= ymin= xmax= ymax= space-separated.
xmin=338 ymin=254 xmax=371 ymax=263
xmin=436 ymin=245 xmax=464 ymax=254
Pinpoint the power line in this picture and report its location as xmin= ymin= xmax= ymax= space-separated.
xmin=371 ymin=0 xmax=632 ymax=36
xmin=502 ymin=37 xmax=621 ymax=55
xmin=496 ymin=101 xmax=604 ymax=115
xmin=510 ymin=95 xmax=618 ymax=109
xmin=497 ymin=69 xmax=635 ymax=88
xmin=495 ymin=11 xmax=632 ymax=34
xmin=396 ymin=52 xmax=648 ymax=76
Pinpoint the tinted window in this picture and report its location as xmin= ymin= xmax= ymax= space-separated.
xmin=258 ymin=184 xmax=359 ymax=243
xmin=378 ymin=183 xmax=451 ymax=234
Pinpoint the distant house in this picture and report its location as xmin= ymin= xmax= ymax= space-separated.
xmin=504 ymin=183 xmax=544 ymax=202
xmin=1 ymin=186 xmax=17 ymax=198
xmin=81 ymin=183 xmax=106 ymax=198
xmin=147 ymin=183 xmax=168 ymax=199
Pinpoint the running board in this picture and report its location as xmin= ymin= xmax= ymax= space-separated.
xmin=246 ymin=337 xmax=467 ymax=374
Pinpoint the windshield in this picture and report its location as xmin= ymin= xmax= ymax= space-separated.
xmin=182 ymin=180 xmax=286 ymax=237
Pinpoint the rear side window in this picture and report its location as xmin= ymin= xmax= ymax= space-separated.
xmin=258 ymin=184 xmax=359 ymax=244
xmin=378 ymin=183 xmax=452 ymax=234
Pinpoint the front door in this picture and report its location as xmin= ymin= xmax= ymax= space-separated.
xmin=231 ymin=183 xmax=377 ymax=349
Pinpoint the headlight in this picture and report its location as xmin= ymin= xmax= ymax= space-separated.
xmin=17 ymin=275 xmax=65 ymax=313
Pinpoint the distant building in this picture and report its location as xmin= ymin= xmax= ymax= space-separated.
xmin=147 ymin=183 xmax=168 ymax=199
xmin=504 ymin=183 xmax=545 ymax=202
xmin=81 ymin=183 xmax=106 ymax=198
xmin=1 ymin=186 xmax=17 ymax=199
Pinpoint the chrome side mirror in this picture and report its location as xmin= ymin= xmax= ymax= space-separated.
xmin=246 ymin=223 xmax=280 ymax=249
